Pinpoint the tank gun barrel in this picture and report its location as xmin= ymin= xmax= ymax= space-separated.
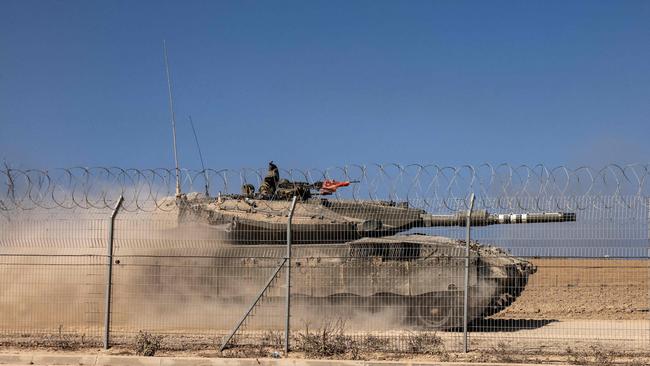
xmin=421 ymin=210 xmax=576 ymax=227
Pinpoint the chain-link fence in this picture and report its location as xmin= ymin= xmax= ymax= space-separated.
xmin=0 ymin=164 xmax=648 ymax=357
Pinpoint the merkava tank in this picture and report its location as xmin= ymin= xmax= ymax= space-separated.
xmin=166 ymin=162 xmax=576 ymax=329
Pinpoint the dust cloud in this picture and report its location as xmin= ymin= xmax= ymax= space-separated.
xmin=0 ymin=208 xmax=406 ymax=337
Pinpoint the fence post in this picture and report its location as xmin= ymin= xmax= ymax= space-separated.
xmin=104 ymin=196 xmax=124 ymax=350
xmin=285 ymin=196 xmax=298 ymax=354
xmin=463 ymin=193 xmax=475 ymax=353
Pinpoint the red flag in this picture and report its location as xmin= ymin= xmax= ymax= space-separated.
xmin=320 ymin=179 xmax=350 ymax=195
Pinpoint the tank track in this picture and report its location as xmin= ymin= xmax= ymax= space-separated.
xmin=476 ymin=247 xmax=537 ymax=318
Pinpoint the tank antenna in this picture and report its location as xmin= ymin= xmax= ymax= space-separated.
xmin=163 ymin=40 xmax=182 ymax=197
xmin=188 ymin=115 xmax=210 ymax=197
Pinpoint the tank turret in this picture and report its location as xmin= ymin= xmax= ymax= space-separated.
xmin=173 ymin=192 xmax=575 ymax=245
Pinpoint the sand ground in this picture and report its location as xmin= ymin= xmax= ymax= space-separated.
xmin=495 ymin=259 xmax=649 ymax=320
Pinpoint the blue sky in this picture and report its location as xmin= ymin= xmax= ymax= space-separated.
xmin=1 ymin=0 xmax=649 ymax=170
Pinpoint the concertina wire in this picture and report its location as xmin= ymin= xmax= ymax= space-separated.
xmin=1 ymin=163 xmax=649 ymax=212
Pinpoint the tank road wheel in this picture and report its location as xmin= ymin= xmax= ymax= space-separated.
xmin=414 ymin=299 xmax=452 ymax=329
xmin=411 ymin=293 xmax=460 ymax=329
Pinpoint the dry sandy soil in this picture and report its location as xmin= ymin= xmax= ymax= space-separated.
xmin=495 ymin=259 xmax=649 ymax=320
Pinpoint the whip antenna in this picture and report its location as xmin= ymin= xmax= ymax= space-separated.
xmin=188 ymin=115 xmax=210 ymax=196
xmin=163 ymin=40 xmax=182 ymax=197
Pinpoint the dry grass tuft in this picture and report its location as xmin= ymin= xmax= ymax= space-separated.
xmin=566 ymin=345 xmax=615 ymax=366
xmin=54 ymin=325 xmax=77 ymax=350
xmin=405 ymin=331 xmax=445 ymax=356
xmin=260 ymin=330 xmax=284 ymax=349
xmin=358 ymin=334 xmax=390 ymax=352
xmin=294 ymin=319 xmax=360 ymax=359
xmin=134 ymin=331 xmax=163 ymax=356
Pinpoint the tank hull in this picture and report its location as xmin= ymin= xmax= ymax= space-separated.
xmin=128 ymin=233 xmax=535 ymax=329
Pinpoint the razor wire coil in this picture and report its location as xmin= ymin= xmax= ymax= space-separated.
xmin=1 ymin=164 xmax=649 ymax=212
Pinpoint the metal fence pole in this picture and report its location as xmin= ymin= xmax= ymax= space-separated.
xmin=103 ymin=196 xmax=124 ymax=350
xmin=463 ymin=193 xmax=475 ymax=353
xmin=285 ymin=196 xmax=298 ymax=354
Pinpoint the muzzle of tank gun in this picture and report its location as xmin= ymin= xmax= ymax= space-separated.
xmin=420 ymin=210 xmax=576 ymax=227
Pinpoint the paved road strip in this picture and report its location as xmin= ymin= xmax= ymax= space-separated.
xmin=0 ymin=353 xmax=574 ymax=366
